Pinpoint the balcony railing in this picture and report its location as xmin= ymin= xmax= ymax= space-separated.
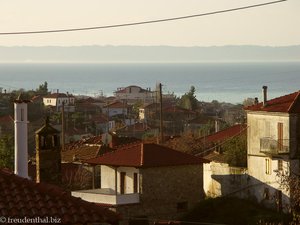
xmin=260 ymin=137 xmax=289 ymax=155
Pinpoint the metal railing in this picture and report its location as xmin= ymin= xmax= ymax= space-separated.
xmin=260 ymin=137 xmax=289 ymax=154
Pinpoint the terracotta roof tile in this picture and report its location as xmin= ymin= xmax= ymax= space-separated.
xmin=44 ymin=93 xmax=69 ymax=98
xmin=198 ymin=124 xmax=247 ymax=145
xmin=86 ymin=143 xmax=208 ymax=167
xmin=245 ymin=91 xmax=300 ymax=113
xmin=104 ymin=101 xmax=128 ymax=109
xmin=0 ymin=169 xmax=119 ymax=224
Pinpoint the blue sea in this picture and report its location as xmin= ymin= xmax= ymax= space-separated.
xmin=0 ymin=62 xmax=299 ymax=104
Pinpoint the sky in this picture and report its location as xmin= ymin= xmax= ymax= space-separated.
xmin=0 ymin=0 xmax=299 ymax=47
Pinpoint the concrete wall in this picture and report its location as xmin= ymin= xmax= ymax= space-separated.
xmin=204 ymin=162 xmax=248 ymax=198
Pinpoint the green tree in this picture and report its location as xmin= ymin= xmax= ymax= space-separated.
xmin=36 ymin=81 xmax=48 ymax=95
xmin=223 ymin=133 xmax=247 ymax=167
xmin=0 ymin=135 xmax=14 ymax=169
xmin=178 ymin=86 xmax=198 ymax=110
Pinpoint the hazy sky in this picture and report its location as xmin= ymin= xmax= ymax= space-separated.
xmin=0 ymin=0 xmax=299 ymax=47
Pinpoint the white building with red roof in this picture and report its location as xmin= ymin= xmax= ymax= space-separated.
xmin=114 ymin=85 xmax=154 ymax=103
xmin=43 ymin=92 xmax=75 ymax=112
xmin=72 ymin=142 xmax=208 ymax=221
xmin=245 ymin=86 xmax=300 ymax=211
xmin=102 ymin=101 xmax=129 ymax=118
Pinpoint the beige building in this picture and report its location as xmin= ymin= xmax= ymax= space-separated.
xmin=245 ymin=87 xmax=300 ymax=211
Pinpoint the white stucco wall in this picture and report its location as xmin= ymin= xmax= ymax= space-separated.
xmin=100 ymin=165 xmax=139 ymax=194
xmin=43 ymin=96 xmax=75 ymax=107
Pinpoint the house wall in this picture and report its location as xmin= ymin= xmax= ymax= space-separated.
xmin=247 ymin=111 xmax=300 ymax=211
xmin=103 ymin=108 xmax=128 ymax=117
xmin=100 ymin=165 xmax=139 ymax=194
xmin=43 ymin=98 xmax=57 ymax=107
xmin=247 ymin=112 xmax=290 ymax=156
xmin=43 ymin=96 xmax=75 ymax=107
xmin=117 ymin=164 xmax=204 ymax=221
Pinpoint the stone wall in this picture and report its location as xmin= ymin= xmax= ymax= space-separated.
xmin=116 ymin=164 xmax=204 ymax=223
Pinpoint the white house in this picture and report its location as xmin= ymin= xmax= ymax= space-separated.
xmin=245 ymin=87 xmax=300 ymax=211
xmin=114 ymin=85 xmax=154 ymax=103
xmin=72 ymin=142 xmax=207 ymax=220
xmin=102 ymin=101 xmax=128 ymax=118
xmin=43 ymin=92 xmax=75 ymax=112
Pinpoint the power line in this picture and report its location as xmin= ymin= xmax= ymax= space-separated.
xmin=0 ymin=0 xmax=287 ymax=36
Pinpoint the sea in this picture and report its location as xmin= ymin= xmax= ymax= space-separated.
xmin=0 ymin=62 xmax=299 ymax=104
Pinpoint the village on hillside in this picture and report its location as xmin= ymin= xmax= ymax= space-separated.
xmin=0 ymin=82 xmax=299 ymax=225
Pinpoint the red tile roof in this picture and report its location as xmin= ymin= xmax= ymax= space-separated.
xmin=0 ymin=169 xmax=119 ymax=225
xmin=198 ymin=124 xmax=247 ymax=145
xmin=104 ymin=101 xmax=128 ymax=109
xmin=44 ymin=93 xmax=74 ymax=99
xmin=0 ymin=115 xmax=13 ymax=123
xmin=86 ymin=143 xmax=208 ymax=167
xmin=245 ymin=91 xmax=300 ymax=113
xmin=117 ymin=122 xmax=151 ymax=132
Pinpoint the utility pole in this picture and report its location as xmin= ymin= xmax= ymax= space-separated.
xmin=61 ymin=102 xmax=65 ymax=151
xmin=159 ymin=83 xmax=164 ymax=144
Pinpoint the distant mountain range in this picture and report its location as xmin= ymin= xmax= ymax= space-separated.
xmin=0 ymin=45 xmax=299 ymax=62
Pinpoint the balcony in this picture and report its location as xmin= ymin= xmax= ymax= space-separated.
xmin=260 ymin=137 xmax=289 ymax=155
xmin=71 ymin=188 xmax=140 ymax=205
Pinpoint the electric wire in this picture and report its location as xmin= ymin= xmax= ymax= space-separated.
xmin=0 ymin=0 xmax=287 ymax=35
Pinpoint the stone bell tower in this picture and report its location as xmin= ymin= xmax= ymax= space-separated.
xmin=35 ymin=117 xmax=61 ymax=184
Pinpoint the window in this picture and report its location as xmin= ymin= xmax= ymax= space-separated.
xmin=20 ymin=108 xmax=24 ymax=121
xmin=265 ymin=158 xmax=271 ymax=175
xmin=120 ymin=172 xmax=126 ymax=194
xmin=278 ymin=160 xmax=283 ymax=171
xmin=133 ymin=173 xmax=138 ymax=193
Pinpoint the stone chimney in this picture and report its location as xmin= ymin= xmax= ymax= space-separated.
xmin=262 ymin=86 xmax=268 ymax=107
xmin=14 ymin=94 xmax=30 ymax=178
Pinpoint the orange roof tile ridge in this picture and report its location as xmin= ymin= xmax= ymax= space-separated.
xmin=288 ymin=90 xmax=300 ymax=113
xmin=268 ymin=91 xmax=298 ymax=103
